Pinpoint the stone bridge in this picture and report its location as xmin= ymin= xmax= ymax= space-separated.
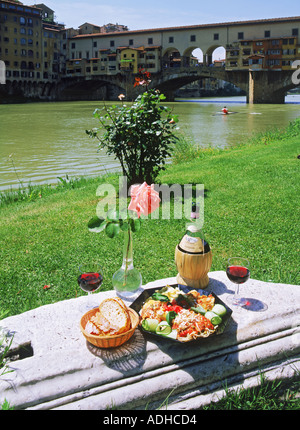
xmin=151 ymin=65 xmax=297 ymax=103
xmin=2 ymin=64 xmax=296 ymax=104
xmin=55 ymin=65 xmax=297 ymax=104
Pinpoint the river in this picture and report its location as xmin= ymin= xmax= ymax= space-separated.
xmin=0 ymin=95 xmax=299 ymax=191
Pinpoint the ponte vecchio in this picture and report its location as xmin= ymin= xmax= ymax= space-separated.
xmin=1 ymin=1 xmax=300 ymax=103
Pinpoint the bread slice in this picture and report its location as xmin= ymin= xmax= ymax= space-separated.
xmin=98 ymin=298 xmax=131 ymax=335
xmin=90 ymin=312 xmax=112 ymax=335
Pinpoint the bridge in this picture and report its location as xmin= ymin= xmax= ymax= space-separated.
xmin=150 ymin=66 xmax=296 ymax=103
xmin=56 ymin=64 xmax=297 ymax=104
xmin=2 ymin=12 xmax=300 ymax=103
xmin=57 ymin=15 xmax=300 ymax=103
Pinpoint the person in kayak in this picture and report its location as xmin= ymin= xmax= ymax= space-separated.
xmin=222 ymin=106 xmax=229 ymax=114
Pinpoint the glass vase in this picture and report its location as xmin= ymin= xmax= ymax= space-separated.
xmin=112 ymin=227 xmax=142 ymax=299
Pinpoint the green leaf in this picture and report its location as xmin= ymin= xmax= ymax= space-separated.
xmin=88 ymin=216 xmax=107 ymax=233
xmin=130 ymin=218 xmax=141 ymax=233
xmin=120 ymin=221 xmax=129 ymax=231
xmin=105 ymin=222 xmax=120 ymax=238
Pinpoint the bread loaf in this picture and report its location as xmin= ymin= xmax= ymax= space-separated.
xmin=99 ymin=298 xmax=131 ymax=334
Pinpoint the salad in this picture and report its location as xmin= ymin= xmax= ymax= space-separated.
xmin=139 ymin=285 xmax=227 ymax=342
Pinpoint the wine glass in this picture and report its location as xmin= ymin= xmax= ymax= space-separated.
xmin=78 ymin=263 xmax=103 ymax=311
xmin=226 ymin=257 xmax=250 ymax=307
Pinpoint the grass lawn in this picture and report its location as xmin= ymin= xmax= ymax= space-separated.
xmin=0 ymin=121 xmax=299 ymax=316
xmin=0 ymin=119 xmax=299 ymax=411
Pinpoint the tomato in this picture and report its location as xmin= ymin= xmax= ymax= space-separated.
xmin=164 ymin=303 xmax=182 ymax=314
xmin=178 ymin=327 xmax=194 ymax=337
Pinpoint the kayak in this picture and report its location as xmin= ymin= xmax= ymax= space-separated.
xmin=214 ymin=111 xmax=238 ymax=115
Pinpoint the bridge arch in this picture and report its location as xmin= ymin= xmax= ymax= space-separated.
xmin=205 ymin=44 xmax=226 ymax=65
xmin=182 ymin=46 xmax=203 ymax=66
xmin=162 ymin=47 xmax=181 ymax=68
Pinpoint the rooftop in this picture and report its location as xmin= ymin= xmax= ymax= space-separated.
xmin=72 ymin=16 xmax=300 ymax=39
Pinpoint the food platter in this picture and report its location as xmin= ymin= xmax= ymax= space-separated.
xmin=130 ymin=284 xmax=232 ymax=343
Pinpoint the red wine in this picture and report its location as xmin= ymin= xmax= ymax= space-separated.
xmin=226 ymin=265 xmax=250 ymax=284
xmin=78 ymin=272 xmax=103 ymax=292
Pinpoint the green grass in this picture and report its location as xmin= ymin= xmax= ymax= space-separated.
xmin=0 ymin=119 xmax=299 ymax=316
xmin=0 ymin=119 xmax=299 ymax=410
xmin=201 ymin=373 xmax=300 ymax=410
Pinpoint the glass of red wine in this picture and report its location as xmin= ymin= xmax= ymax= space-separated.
xmin=226 ymin=257 xmax=250 ymax=307
xmin=78 ymin=263 xmax=103 ymax=311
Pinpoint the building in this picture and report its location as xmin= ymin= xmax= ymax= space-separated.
xmin=225 ymin=35 xmax=299 ymax=71
xmin=0 ymin=0 xmax=43 ymax=81
xmin=0 ymin=1 xmax=131 ymax=88
xmin=0 ymin=0 xmax=65 ymax=84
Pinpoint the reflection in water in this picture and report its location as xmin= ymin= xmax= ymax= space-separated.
xmin=0 ymin=96 xmax=299 ymax=190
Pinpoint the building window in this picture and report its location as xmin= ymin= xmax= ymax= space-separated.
xmin=265 ymin=30 xmax=270 ymax=38
xmin=129 ymin=39 xmax=133 ymax=45
xmin=169 ymin=36 xmax=174 ymax=43
xmin=148 ymin=37 xmax=153 ymax=44
xmin=292 ymin=28 xmax=299 ymax=36
xmin=110 ymin=40 xmax=115 ymax=47
xmin=214 ymin=33 xmax=219 ymax=40
xmin=238 ymin=32 xmax=244 ymax=39
xmin=71 ymin=42 xmax=76 ymax=49
xmin=20 ymin=17 xmax=26 ymax=25
xmin=190 ymin=35 xmax=196 ymax=42
xmin=93 ymin=41 xmax=97 ymax=47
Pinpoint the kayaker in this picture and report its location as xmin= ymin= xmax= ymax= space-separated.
xmin=222 ymin=106 xmax=229 ymax=115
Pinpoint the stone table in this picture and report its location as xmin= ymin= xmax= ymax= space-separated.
xmin=0 ymin=271 xmax=299 ymax=410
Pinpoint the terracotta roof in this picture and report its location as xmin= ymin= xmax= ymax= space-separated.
xmin=79 ymin=22 xmax=100 ymax=28
xmin=72 ymin=16 xmax=300 ymax=39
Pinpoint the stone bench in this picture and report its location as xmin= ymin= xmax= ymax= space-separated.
xmin=0 ymin=271 xmax=299 ymax=410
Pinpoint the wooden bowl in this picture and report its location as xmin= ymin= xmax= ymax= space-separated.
xmin=80 ymin=306 xmax=140 ymax=348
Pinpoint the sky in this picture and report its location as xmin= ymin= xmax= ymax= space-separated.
xmin=41 ymin=0 xmax=300 ymax=31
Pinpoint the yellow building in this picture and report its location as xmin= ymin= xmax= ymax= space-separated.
xmin=119 ymin=47 xmax=142 ymax=74
xmin=0 ymin=0 xmax=43 ymax=80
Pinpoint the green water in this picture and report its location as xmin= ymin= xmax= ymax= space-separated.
xmin=0 ymin=95 xmax=299 ymax=190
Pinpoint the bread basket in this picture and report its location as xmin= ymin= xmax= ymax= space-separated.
xmin=80 ymin=306 xmax=140 ymax=348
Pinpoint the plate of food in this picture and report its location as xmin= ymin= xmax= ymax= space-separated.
xmin=130 ymin=284 xmax=232 ymax=343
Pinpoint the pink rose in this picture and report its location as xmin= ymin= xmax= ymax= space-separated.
xmin=128 ymin=182 xmax=160 ymax=218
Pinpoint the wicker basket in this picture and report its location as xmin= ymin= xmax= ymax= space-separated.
xmin=80 ymin=306 xmax=140 ymax=348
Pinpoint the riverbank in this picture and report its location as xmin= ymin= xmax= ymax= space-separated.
xmin=0 ymin=119 xmax=299 ymax=317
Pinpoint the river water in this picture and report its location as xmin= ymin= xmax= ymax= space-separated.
xmin=0 ymin=95 xmax=299 ymax=191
